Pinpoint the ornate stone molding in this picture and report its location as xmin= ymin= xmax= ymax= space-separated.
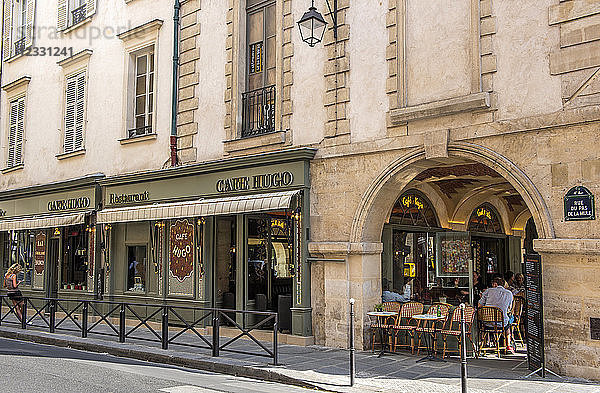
xmin=535 ymin=239 xmax=600 ymax=255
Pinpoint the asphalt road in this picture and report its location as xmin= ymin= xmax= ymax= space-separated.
xmin=0 ymin=338 xmax=313 ymax=393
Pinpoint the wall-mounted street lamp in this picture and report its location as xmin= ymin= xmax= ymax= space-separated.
xmin=297 ymin=0 xmax=338 ymax=47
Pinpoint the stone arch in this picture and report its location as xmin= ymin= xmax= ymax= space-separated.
xmin=512 ymin=209 xmax=533 ymax=231
xmin=350 ymin=141 xmax=554 ymax=243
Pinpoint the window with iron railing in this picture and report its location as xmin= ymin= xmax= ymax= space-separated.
xmin=242 ymin=85 xmax=275 ymax=138
xmin=57 ymin=0 xmax=96 ymax=31
xmin=71 ymin=3 xmax=87 ymax=26
xmin=2 ymin=0 xmax=32 ymax=60
xmin=127 ymin=47 xmax=155 ymax=138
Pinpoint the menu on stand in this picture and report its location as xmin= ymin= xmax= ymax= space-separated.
xmin=524 ymin=253 xmax=544 ymax=376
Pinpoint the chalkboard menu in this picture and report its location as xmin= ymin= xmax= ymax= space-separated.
xmin=524 ymin=254 xmax=545 ymax=376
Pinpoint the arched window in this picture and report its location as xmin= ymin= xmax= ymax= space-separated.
xmin=390 ymin=191 xmax=439 ymax=228
xmin=468 ymin=203 xmax=503 ymax=234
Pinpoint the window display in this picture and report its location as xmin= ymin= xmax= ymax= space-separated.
xmin=62 ymin=225 xmax=89 ymax=290
xmin=127 ymin=245 xmax=147 ymax=292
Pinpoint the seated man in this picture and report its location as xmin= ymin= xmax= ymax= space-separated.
xmin=382 ymin=280 xmax=412 ymax=303
xmin=479 ymin=276 xmax=515 ymax=352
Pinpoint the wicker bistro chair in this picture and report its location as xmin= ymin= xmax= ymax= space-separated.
xmin=511 ymin=296 xmax=525 ymax=346
xmin=389 ymin=301 xmax=424 ymax=353
xmin=414 ymin=302 xmax=452 ymax=354
xmin=370 ymin=302 xmax=402 ymax=351
xmin=439 ymin=305 xmax=476 ymax=359
xmin=477 ymin=306 xmax=506 ymax=357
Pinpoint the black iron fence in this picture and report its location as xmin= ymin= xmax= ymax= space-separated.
xmin=14 ymin=38 xmax=26 ymax=56
xmin=241 ymin=85 xmax=276 ymax=138
xmin=0 ymin=295 xmax=278 ymax=365
xmin=71 ymin=4 xmax=88 ymax=26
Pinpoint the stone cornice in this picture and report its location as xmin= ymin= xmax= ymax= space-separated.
xmin=2 ymin=76 xmax=31 ymax=93
xmin=117 ymin=19 xmax=163 ymax=42
xmin=534 ymin=239 xmax=600 ymax=255
xmin=0 ymin=173 xmax=104 ymax=201
xmin=308 ymin=241 xmax=383 ymax=257
xmin=57 ymin=49 xmax=93 ymax=68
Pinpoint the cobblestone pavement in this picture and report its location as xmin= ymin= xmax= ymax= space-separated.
xmin=0 ymin=312 xmax=598 ymax=393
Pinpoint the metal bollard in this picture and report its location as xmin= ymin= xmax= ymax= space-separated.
xmin=349 ymin=298 xmax=356 ymax=387
xmin=273 ymin=314 xmax=279 ymax=366
xmin=119 ymin=303 xmax=126 ymax=343
xmin=82 ymin=301 xmax=88 ymax=338
xmin=21 ymin=298 xmax=28 ymax=329
xmin=212 ymin=311 xmax=220 ymax=357
xmin=162 ymin=306 xmax=169 ymax=350
xmin=460 ymin=303 xmax=468 ymax=393
xmin=49 ymin=300 xmax=56 ymax=333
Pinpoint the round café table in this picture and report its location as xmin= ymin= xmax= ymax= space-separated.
xmin=367 ymin=311 xmax=397 ymax=357
xmin=412 ymin=313 xmax=446 ymax=362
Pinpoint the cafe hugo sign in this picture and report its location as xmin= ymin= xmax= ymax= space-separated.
xmin=564 ymin=186 xmax=595 ymax=221
xmin=169 ymin=220 xmax=194 ymax=282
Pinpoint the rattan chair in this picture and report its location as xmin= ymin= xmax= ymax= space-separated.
xmin=439 ymin=305 xmax=476 ymax=359
xmin=389 ymin=301 xmax=424 ymax=353
xmin=415 ymin=302 xmax=451 ymax=354
xmin=511 ymin=296 xmax=525 ymax=346
xmin=477 ymin=306 xmax=506 ymax=357
xmin=370 ymin=301 xmax=401 ymax=351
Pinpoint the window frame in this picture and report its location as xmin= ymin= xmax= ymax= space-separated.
xmin=129 ymin=46 xmax=155 ymax=138
xmin=125 ymin=244 xmax=149 ymax=294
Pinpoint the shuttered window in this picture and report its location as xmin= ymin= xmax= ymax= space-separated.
xmin=7 ymin=97 xmax=25 ymax=168
xmin=2 ymin=0 xmax=35 ymax=59
xmin=130 ymin=49 xmax=154 ymax=137
xmin=64 ymin=71 xmax=86 ymax=153
xmin=57 ymin=0 xmax=96 ymax=31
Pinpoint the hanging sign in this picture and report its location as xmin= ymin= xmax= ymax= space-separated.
xmin=169 ymin=220 xmax=194 ymax=282
xmin=524 ymin=253 xmax=545 ymax=376
xmin=34 ymin=232 xmax=46 ymax=275
xmin=564 ymin=186 xmax=595 ymax=221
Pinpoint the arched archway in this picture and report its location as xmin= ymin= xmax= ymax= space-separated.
xmin=350 ymin=142 xmax=554 ymax=245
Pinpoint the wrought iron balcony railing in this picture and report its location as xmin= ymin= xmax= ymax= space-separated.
xmin=13 ymin=38 xmax=26 ymax=56
xmin=71 ymin=4 xmax=87 ymax=26
xmin=241 ymin=85 xmax=275 ymax=138
xmin=128 ymin=125 xmax=153 ymax=139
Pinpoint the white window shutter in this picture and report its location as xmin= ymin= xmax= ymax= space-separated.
xmin=75 ymin=72 xmax=86 ymax=150
xmin=57 ymin=0 xmax=67 ymax=31
xmin=7 ymin=101 xmax=18 ymax=167
xmin=15 ymin=99 xmax=25 ymax=165
xmin=2 ymin=0 xmax=12 ymax=60
xmin=64 ymin=77 xmax=77 ymax=153
xmin=86 ymin=0 xmax=97 ymax=18
xmin=25 ymin=0 xmax=36 ymax=48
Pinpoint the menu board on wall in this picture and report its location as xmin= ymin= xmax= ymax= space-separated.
xmin=34 ymin=233 xmax=46 ymax=275
xmin=437 ymin=232 xmax=471 ymax=277
xmin=524 ymin=253 xmax=545 ymax=376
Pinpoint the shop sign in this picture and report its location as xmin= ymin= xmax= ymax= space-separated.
xmin=34 ymin=232 xmax=46 ymax=275
xmin=401 ymin=194 xmax=424 ymax=210
xmin=109 ymin=191 xmax=150 ymax=205
xmin=216 ymin=171 xmax=294 ymax=193
xmin=169 ymin=220 xmax=194 ymax=282
xmin=564 ymin=186 xmax=595 ymax=221
xmin=0 ymin=209 xmax=6 ymax=217
xmin=47 ymin=197 xmax=91 ymax=212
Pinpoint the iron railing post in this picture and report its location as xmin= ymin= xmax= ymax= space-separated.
xmin=273 ymin=314 xmax=279 ymax=365
xmin=162 ymin=305 xmax=169 ymax=350
xmin=212 ymin=310 xmax=220 ymax=357
xmin=0 ymin=296 xmax=3 ymax=326
xmin=49 ymin=299 xmax=56 ymax=333
xmin=460 ymin=303 xmax=468 ymax=393
xmin=82 ymin=301 xmax=88 ymax=338
xmin=119 ymin=303 xmax=126 ymax=343
xmin=21 ymin=298 xmax=28 ymax=329
xmin=349 ymin=298 xmax=356 ymax=387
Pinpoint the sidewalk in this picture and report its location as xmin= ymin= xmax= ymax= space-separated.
xmin=0 ymin=315 xmax=598 ymax=393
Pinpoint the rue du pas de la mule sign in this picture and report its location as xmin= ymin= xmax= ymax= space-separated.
xmin=564 ymin=186 xmax=595 ymax=221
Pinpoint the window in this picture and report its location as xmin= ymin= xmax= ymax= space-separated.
xmin=63 ymin=70 xmax=86 ymax=153
xmin=242 ymin=0 xmax=276 ymax=137
xmin=127 ymin=245 xmax=147 ymax=292
xmin=1 ymin=231 xmax=36 ymax=289
xmin=130 ymin=49 xmax=155 ymax=138
xmin=390 ymin=191 xmax=440 ymax=228
xmin=2 ymin=0 xmax=35 ymax=59
xmin=61 ymin=225 xmax=89 ymax=290
xmin=467 ymin=204 xmax=503 ymax=234
xmin=57 ymin=0 xmax=96 ymax=31
xmin=7 ymin=96 xmax=25 ymax=168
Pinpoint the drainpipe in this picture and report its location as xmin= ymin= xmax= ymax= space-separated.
xmin=170 ymin=0 xmax=181 ymax=166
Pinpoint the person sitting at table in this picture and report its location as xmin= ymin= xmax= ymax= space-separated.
xmin=382 ymin=280 xmax=413 ymax=303
xmin=504 ymin=270 xmax=516 ymax=292
xmin=479 ymin=276 xmax=515 ymax=352
xmin=512 ymin=273 xmax=525 ymax=296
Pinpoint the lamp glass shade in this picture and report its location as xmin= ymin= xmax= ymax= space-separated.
xmin=297 ymin=7 xmax=327 ymax=47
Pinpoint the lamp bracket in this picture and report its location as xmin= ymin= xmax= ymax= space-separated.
xmin=324 ymin=0 xmax=338 ymax=40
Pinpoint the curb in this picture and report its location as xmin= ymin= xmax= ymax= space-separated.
xmin=0 ymin=328 xmax=328 ymax=392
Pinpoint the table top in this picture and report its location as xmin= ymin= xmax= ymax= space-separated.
xmin=412 ymin=314 xmax=446 ymax=320
xmin=367 ymin=311 xmax=397 ymax=317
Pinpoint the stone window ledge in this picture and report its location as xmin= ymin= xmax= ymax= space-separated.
xmin=389 ymin=92 xmax=491 ymax=124
xmin=61 ymin=17 xmax=93 ymax=36
xmin=1 ymin=164 xmax=24 ymax=174
xmin=56 ymin=149 xmax=85 ymax=160
xmin=224 ymin=131 xmax=286 ymax=154
xmin=119 ymin=133 xmax=158 ymax=145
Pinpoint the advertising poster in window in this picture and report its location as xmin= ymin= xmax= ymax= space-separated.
xmin=34 ymin=232 xmax=46 ymax=289
xmin=168 ymin=219 xmax=194 ymax=296
xmin=436 ymin=232 xmax=471 ymax=277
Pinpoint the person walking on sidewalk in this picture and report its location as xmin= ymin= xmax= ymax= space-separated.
xmin=4 ymin=264 xmax=24 ymax=322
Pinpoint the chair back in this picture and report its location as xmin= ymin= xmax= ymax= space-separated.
xmin=477 ymin=306 xmax=504 ymax=328
xmin=426 ymin=302 xmax=451 ymax=318
xmin=511 ymin=296 xmax=525 ymax=319
xmin=382 ymin=301 xmax=402 ymax=313
xmin=448 ymin=305 xmax=475 ymax=332
xmin=399 ymin=301 xmax=423 ymax=318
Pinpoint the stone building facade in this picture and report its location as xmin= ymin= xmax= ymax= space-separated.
xmin=1 ymin=0 xmax=599 ymax=380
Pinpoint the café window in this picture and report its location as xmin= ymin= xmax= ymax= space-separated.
xmin=62 ymin=225 xmax=89 ymax=290
xmin=390 ymin=191 xmax=439 ymax=228
xmin=1 ymin=230 xmax=35 ymax=288
xmin=127 ymin=245 xmax=147 ymax=292
xmin=467 ymin=203 xmax=503 ymax=234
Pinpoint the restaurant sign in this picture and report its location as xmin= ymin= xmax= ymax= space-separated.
xmin=564 ymin=186 xmax=595 ymax=221
xmin=169 ymin=220 xmax=194 ymax=282
xmin=34 ymin=232 xmax=46 ymax=275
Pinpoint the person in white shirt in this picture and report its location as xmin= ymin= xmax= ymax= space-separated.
xmin=479 ymin=276 xmax=515 ymax=352
xmin=382 ymin=280 xmax=413 ymax=303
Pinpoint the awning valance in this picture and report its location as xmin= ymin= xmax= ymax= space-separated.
xmin=0 ymin=211 xmax=88 ymax=231
xmin=97 ymin=190 xmax=301 ymax=224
